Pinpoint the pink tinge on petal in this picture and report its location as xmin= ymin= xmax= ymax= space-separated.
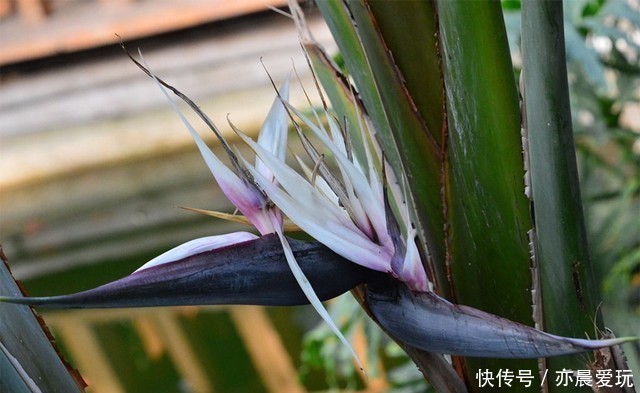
xmin=219 ymin=177 xmax=276 ymax=235
xmin=399 ymin=231 xmax=429 ymax=292
xmin=135 ymin=232 xmax=260 ymax=272
xmin=401 ymin=261 xmax=429 ymax=293
xmin=145 ymin=62 xmax=277 ymax=236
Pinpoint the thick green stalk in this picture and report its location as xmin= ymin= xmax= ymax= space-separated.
xmin=521 ymin=0 xmax=603 ymax=388
xmin=437 ymin=0 xmax=537 ymax=390
xmin=0 ymin=260 xmax=85 ymax=393
xmin=365 ymin=0 xmax=444 ymax=143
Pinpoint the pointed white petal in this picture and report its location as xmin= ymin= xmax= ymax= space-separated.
xmin=284 ymin=102 xmax=392 ymax=250
xmin=256 ymin=78 xmax=291 ymax=180
xmin=270 ymin=216 xmax=365 ymax=373
xmin=338 ymin=163 xmax=375 ymax=240
xmin=355 ymin=114 xmax=384 ymax=201
xmin=294 ymin=155 xmax=340 ymax=205
xmin=326 ymin=114 xmax=349 ymax=157
xmin=237 ymin=131 xmax=356 ymax=229
xmin=142 ymin=56 xmax=275 ymax=235
xmin=243 ymin=155 xmax=391 ymax=272
xmin=400 ymin=228 xmax=429 ymax=292
xmin=135 ymin=232 xmax=259 ymax=272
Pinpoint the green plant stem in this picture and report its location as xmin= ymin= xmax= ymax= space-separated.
xmin=437 ymin=0 xmax=537 ymax=390
xmin=522 ymin=0 xmax=604 ymax=389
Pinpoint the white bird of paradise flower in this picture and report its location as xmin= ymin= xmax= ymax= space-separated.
xmin=136 ymin=49 xmax=432 ymax=370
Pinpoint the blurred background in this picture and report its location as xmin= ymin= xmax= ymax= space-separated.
xmin=0 ymin=0 xmax=638 ymax=392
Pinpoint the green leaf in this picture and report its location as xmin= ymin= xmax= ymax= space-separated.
xmin=437 ymin=0 xmax=537 ymax=388
xmin=0 ymin=260 xmax=84 ymax=393
xmin=365 ymin=0 xmax=444 ymax=143
xmin=522 ymin=0 xmax=605 ymax=388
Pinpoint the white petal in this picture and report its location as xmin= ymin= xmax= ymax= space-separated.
xmin=237 ymin=131 xmax=356 ymax=229
xmin=244 ymin=157 xmax=391 ymax=272
xmin=326 ymin=113 xmax=349 ymax=157
xmin=135 ymin=232 xmax=259 ymax=272
xmin=270 ymin=216 xmax=365 ymax=373
xmin=285 ymin=102 xmax=392 ymax=251
xmin=294 ymin=155 xmax=339 ymax=205
xmin=400 ymin=228 xmax=429 ymax=292
xmin=143 ymin=56 xmax=275 ymax=235
xmin=256 ymin=78 xmax=291 ymax=180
